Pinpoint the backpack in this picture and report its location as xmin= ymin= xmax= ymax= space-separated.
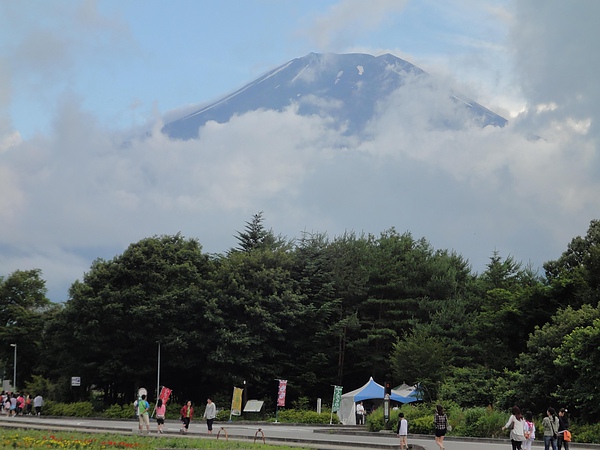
xmin=524 ymin=421 xmax=535 ymax=440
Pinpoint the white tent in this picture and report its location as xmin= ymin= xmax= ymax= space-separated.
xmin=337 ymin=377 xmax=420 ymax=425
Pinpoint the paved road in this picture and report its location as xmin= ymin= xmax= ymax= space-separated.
xmin=0 ymin=415 xmax=597 ymax=450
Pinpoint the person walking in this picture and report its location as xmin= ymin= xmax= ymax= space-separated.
xmin=557 ymin=408 xmax=570 ymax=450
xmin=16 ymin=393 xmax=25 ymax=415
xmin=136 ymin=394 xmax=151 ymax=435
xmin=502 ymin=405 xmax=526 ymax=450
xmin=180 ymin=400 xmax=193 ymax=434
xmin=9 ymin=393 xmax=17 ymax=417
xmin=523 ymin=410 xmax=536 ymax=450
xmin=2 ymin=393 xmax=9 ymax=415
xmin=203 ymin=398 xmax=216 ymax=434
xmin=433 ymin=404 xmax=449 ymax=450
xmin=542 ymin=407 xmax=560 ymax=450
xmin=155 ymin=398 xmax=166 ymax=434
xmin=397 ymin=412 xmax=408 ymax=450
xmin=25 ymin=394 xmax=32 ymax=415
xmin=33 ymin=394 xmax=44 ymax=416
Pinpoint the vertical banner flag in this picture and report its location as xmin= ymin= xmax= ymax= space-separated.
xmin=332 ymin=385 xmax=343 ymax=413
xmin=231 ymin=387 xmax=243 ymax=416
xmin=159 ymin=387 xmax=172 ymax=404
xmin=277 ymin=380 xmax=287 ymax=407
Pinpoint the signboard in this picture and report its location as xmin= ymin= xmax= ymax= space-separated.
xmin=277 ymin=380 xmax=287 ymax=407
xmin=243 ymin=400 xmax=264 ymax=413
xmin=332 ymin=385 xmax=343 ymax=413
xmin=71 ymin=377 xmax=81 ymax=387
xmin=231 ymin=387 xmax=243 ymax=416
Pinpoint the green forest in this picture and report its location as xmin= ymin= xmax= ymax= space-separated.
xmin=2 ymin=214 xmax=600 ymax=422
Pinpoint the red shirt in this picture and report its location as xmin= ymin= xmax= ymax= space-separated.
xmin=180 ymin=405 xmax=194 ymax=419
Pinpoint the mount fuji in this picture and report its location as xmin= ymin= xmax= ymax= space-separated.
xmin=162 ymin=52 xmax=507 ymax=140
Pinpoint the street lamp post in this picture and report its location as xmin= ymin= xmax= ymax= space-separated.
xmin=10 ymin=344 xmax=17 ymax=391
xmin=156 ymin=342 xmax=161 ymax=401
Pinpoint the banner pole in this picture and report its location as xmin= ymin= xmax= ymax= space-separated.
xmin=330 ymin=385 xmax=335 ymax=425
xmin=229 ymin=386 xmax=234 ymax=422
xmin=330 ymin=385 xmax=342 ymax=425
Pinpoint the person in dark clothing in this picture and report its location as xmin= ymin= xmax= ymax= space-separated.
xmin=557 ymin=408 xmax=570 ymax=450
xmin=434 ymin=404 xmax=449 ymax=450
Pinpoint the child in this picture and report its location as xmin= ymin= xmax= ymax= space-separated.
xmin=523 ymin=410 xmax=536 ymax=450
xmin=397 ymin=412 xmax=408 ymax=450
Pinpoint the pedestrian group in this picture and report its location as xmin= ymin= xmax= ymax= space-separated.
xmin=502 ymin=405 xmax=571 ymax=450
xmin=1 ymin=391 xmax=44 ymax=417
xmin=389 ymin=402 xmax=571 ymax=450
xmin=133 ymin=394 xmax=217 ymax=435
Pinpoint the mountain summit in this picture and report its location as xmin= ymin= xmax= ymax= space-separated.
xmin=162 ymin=52 xmax=507 ymax=140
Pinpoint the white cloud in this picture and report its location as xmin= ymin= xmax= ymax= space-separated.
xmin=305 ymin=0 xmax=410 ymax=51
xmin=1 ymin=0 xmax=598 ymax=303
xmin=0 ymin=130 xmax=21 ymax=152
xmin=510 ymin=1 xmax=600 ymax=141
xmin=3 ymin=68 xmax=598 ymax=302
xmin=0 ymin=166 xmax=25 ymax=226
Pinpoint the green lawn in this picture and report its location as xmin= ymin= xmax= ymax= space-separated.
xmin=0 ymin=428 xmax=313 ymax=450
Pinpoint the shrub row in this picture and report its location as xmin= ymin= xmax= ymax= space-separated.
xmin=366 ymin=403 xmax=597 ymax=443
xmin=275 ymin=409 xmax=339 ymax=424
xmin=36 ymin=401 xmax=600 ymax=444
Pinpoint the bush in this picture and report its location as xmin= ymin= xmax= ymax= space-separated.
xmin=103 ymin=404 xmax=134 ymax=419
xmin=462 ymin=406 xmax=506 ymax=437
xmin=291 ymin=397 xmax=311 ymax=410
xmin=366 ymin=407 xmax=398 ymax=432
xmin=24 ymin=399 xmax=600 ymax=444
xmin=216 ymin=409 xmax=230 ymax=421
xmin=165 ymin=402 xmax=183 ymax=420
xmin=571 ymin=423 xmax=600 ymax=444
xmin=276 ymin=409 xmax=338 ymax=424
xmin=44 ymin=401 xmax=95 ymax=417
xmin=411 ymin=415 xmax=436 ymax=434
xmin=365 ymin=402 xmax=483 ymax=436
xmin=103 ymin=401 xmax=184 ymax=420
xmin=367 ymin=403 xmax=443 ymax=434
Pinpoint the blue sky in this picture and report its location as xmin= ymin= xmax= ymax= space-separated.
xmin=3 ymin=0 xmax=514 ymax=138
xmin=1 ymin=0 xmax=599 ymax=302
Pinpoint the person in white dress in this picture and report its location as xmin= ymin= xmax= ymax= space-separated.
xmin=397 ymin=412 xmax=408 ymax=450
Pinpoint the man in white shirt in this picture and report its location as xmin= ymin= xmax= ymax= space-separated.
xmin=33 ymin=394 xmax=44 ymax=416
xmin=356 ymin=402 xmax=366 ymax=425
xmin=397 ymin=412 xmax=408 ymax=450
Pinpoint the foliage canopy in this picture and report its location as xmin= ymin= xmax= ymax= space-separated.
xmin=3 ymin=216 xmax=600 ymax=423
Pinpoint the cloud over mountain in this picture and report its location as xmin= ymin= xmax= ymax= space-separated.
xmin=163 ymin=52 xmax=506 ymax=140
xmin=1 ymin=0 xmax=599 ymax=304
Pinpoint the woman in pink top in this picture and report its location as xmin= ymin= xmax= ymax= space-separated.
xmin=155 ymin=398 xmax=166 ymax=434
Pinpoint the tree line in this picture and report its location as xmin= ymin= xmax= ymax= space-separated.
xmin=1 ymin=214 xmax=599 ymax=422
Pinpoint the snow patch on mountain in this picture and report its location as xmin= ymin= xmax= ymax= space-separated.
xmin=290 ymin=61 xmax=312 ymax=83
xmin=161 ymin=52 xmax=507 ymax=140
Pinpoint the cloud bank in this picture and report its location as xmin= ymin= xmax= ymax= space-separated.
xmin=1 ymin=1 xmax=598 ymax=302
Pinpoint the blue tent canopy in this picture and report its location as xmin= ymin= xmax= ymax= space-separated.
xmin=337 ymin=377 xmax=420 ymax=425
xmin=352 ymin=377 xmax=419 ymax=403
